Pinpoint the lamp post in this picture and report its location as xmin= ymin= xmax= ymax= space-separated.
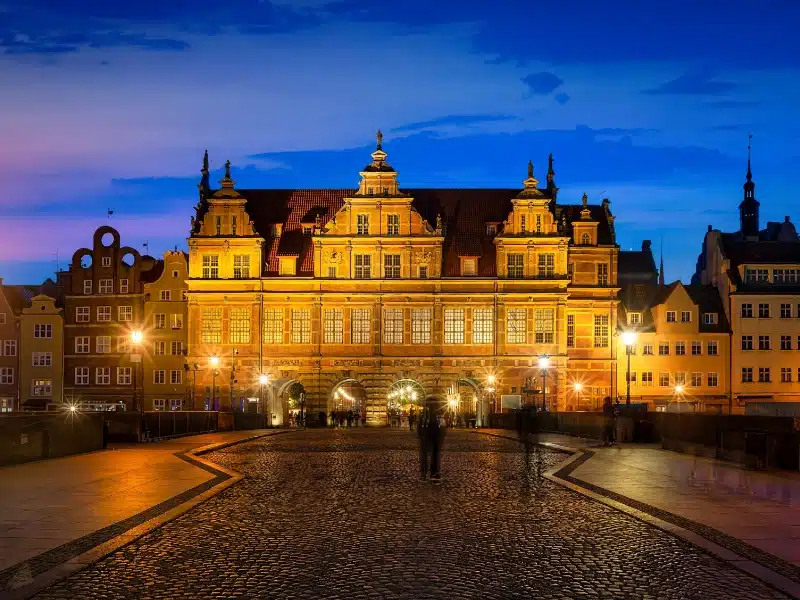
xmin=622 ymin=331 xmax=637 ymax=406
xmin=209 ymin=355 xmax=220 ymax=411
xmin=131 ymin=330 xmax=143 ymax=412
xmin=538 ymin=355 xmax=550 ymax=411
xmin=573 ymin=382 xmax=583 ymax=410
xmin=229 ymin=348 xmax=239 ymax=413
xmin=259 ymin=374 xmax=269 ymax=423
xmin=188 ymin=363 xmax=199 ymax=410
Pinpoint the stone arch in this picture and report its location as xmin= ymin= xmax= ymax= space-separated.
xmin=93 ymin=226 xmax=120 ymax=249
xmin=271 ymin=377 xmax=305 ymax=427
xmin=386 ymin=378 xmax=426 ymax=427
xmin=328 ymin=378 xmax=368 ymax=425
xmin=72 ymin=248 xmax=93 ymax=270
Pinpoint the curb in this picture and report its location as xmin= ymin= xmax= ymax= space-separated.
xmin=0 ymin=430 xmax=287 ymax=600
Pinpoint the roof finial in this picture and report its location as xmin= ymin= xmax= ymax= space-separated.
xmin=581 ymin=193 xmax=588 ymax=208
xmin=224 ymin=159 xmax=231 ymax=180
xmin=203 ymin=149 xmax=209 ymax=172
xmin=746 ymin=132 xmax=753 ymax=182
xmin=376 ymin=129 xmax=383 ymax=151
xmin=527 ymin=160 xmax=533 ymax=179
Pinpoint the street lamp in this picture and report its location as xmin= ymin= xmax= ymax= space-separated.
xmin=131 ymin=330 xmax=143 ymax=412
xmin=538 ymin=355 xmax=550 ymax=411
xmin=573 ymin=382 xmax=583 ymax=409
xmin=209 ymin=355 xmax=220 ymax=411
xmin=622 ymin=331 xmax=637 ymax=406
xmin=259 ymin=374 xmax=269 ymax=423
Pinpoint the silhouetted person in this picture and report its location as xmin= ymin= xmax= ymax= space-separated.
xmin=602 ymin=397 xmax=615 ymax=446
xmin=417 ymin=395 xmax=446 ymax=482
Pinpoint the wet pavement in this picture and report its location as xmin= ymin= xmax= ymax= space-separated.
xmin=31 ymin=429 xmax=792 ymax=599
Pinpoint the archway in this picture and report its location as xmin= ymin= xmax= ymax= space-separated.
xmin=272 ymin=378 xmax=305 ymax=427
xmin=445 ymin=378 xmax=481 ymax=428
xmin=386 ymin=379 xmax=425 ymax=428
xmin=328 ymin=379 xmax=367 ymax=427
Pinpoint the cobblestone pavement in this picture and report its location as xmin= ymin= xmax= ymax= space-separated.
xmin=33 ymin=429 xmax=791 ymax=600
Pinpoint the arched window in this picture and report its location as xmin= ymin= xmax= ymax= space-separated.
xmin=581 ymin=233 xmax=591 ymax=245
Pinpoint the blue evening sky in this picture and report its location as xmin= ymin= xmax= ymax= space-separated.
xmin=1 ymin=0 xmax=798 ymax=283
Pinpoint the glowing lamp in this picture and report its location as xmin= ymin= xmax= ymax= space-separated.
xmin=487 ymin=374 xmax=496 ymax=384
xmin=209 ymin=355 xmax=220 ymax=367
xmin=675 ymin=384 xmax=685 ymax=394
xmin=622 ymin=331 xmax=637 ymax=347
xmin=131 ymin=330 xmax=143 ymax=345
xmin=538 ymin=355 xmax=550 ymax=370
xmin=259 ymin=374 xmax=268 ymax=385
xmin=573 ymin=383 xmax=583 ymax=392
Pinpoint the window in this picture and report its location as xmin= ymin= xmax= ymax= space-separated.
xmin=0 ymin=366 xmax=14 ymax=387
xmin=691 ymin=341 xmax=702 ymax=356
xmin=155 ymin=341 xmax=166 ymax=355
xmin=472 ymin=308 xmax=493 ymax=344
xmin=628 ymin=312 xmax=642 ymax=325
xmin=597 ymin=263 xmax=609 ymax=286
xmin=411 ymin=309 xmax=431 ymax=344
xmin=323 ymin=308 xmax=343 ymax=344
xmin=581 ymin=233 xmax=591 ymax=245
xmin=170 ymin=370 xmax=182 ymax=385
xmin=703 ymin=313 xmax=717 ymax=325
xmin=0 ymin=313 xmax=5 ymax=325
xmin=741 ymin=335 xmax=753 ymax=350
xmin=153 ymin=399 xmax=166 ymax=411
xmin=75 ymin=367 xmax=89 ymax=385
xmin=538 ymin=254 xmax=555 ymax=277
xmin=201 ymin=308 xmax=223 ymax=343
xmin=384 ymin=254 xmax=401 ymax=279
xmin=680 ymin=311 xmax=691 ymax=323
xmin=33 ymin=323 xmax=52 ymax=339
xmin=520 ymin=214 xmax=526 ymax=233
xmin=101 ymin=256 xmax=111 ymax=267
xmin=216 ymin=216 xmax=221 ymax=235
xmin=99 ymin=279 xmax=113 ymax=294
xmin=444 ymin=308 xmax=465 ymax=344
xmin=96 ymin=367 xmax=110 ymax=385
xmin=486 ymin=224 xmax=496 ymax=236
xmin=76 ymin=306 xmax=90 ymax=323
xmin=659 ymin=342 xmax=670 ymax=356
xmin=741 ymin=303 xmax=753 ymax=318
xmin=172 ymin=270 xmax=179 ymax=279
xmin=303 ymin=226 xmax=312 ymax=235
xmin=158 ymin=290 xmax=171 ymax=301
xmin=170 ymin=399 xmax=182 ymax=411
xmin=117 ymin=367 xmax=132 ymax=385
xmin=229 ymin=307 xmax=251 ymax=344
xmin=534 ymin=308 xmax=554 ymax=344
xmin=202 ymin=254 xmax=219 ymax=279
xmin=626 ymin=371 xmax=637 ymax=384
xmin=642 ymin=344 xmax=654 ymax=355
xmin=97 ymin=306 xmax=111 ymax=322
xmin=83 ymin=280 xmax=92 ymax=295
xmin=781 ymin=335 xmax=792 ymax=351
xmin=279 ymin=258 xmax=295 ymax=276
xmin=567 ymin=263 xmax=574 ymax=280
xmin=659 ymin=372 xmax=670 ymax=387
xmin=706 ymin=372 xmax=718 ymax=387
xmin=536 ymin=214 xmax=542 ymax=233
xmin=666 ymin=311 xmax=677 ymax=323
xmin=171 ymin=314 xmax=183 ymax=330
xmin=507 ymin=254 xmax=524 ymax=279
xmin=707 ymin=341 xmax=719 ymax=356
xmin=328 ymin=266 xmax=337 ymax=278
xmin=641 ymin=372 xmax=653 ymax=386
xmin=118 ymin=336 xmax=131 ymax=353
xmin=291 ymin=309 xmax=311 ymax=344
xmin=675 ymin=341 xmax=686 ymax=356
xmin=593 ymin=315 xmax=609 ymax=348
xmin=781 ymin=368 xmax=792 ymax=383
xmin=153 ymin=370 xmax=166 ymax=384
xmin=357 ymin=214 xmax=369 ymax=235
xmin=118 ymin=306 xmax=132 ymax=321
xmin=1 ymin=340 xmax=15 ymax=356
xmin=155 ymin=313 xmax=166 ymax=329
xmin=674 ymin=372 xmax=686 ymax=386
xmin=354 ymin=254 xmax=371 ymax=279
xmin=758 ymin=303 xmax=770 ymax=318
xmin=233 ymin=255 xmax=250 ymax=279
xmin=507 ymin=308 xmax=527 ymax=344
xmin=566 ymin=314 xmax=575 ymax=348
xmin=419 ymin=266 xmax=428 ymax=279
xmin=781 ymin=303 xmax=792 ymax=319
xmin=383 ymin=309 xmax=404 ymax=344
xmin=75 ymin=336 xmax=90 ymax=353
xmin=96 ymin=336 xmax=111 ymax=353
xmin=758 ymin=335 xmax=770 ymax=351
xmin=171 ymin=341 xmax=183 ymax=355
xmin=32 ymin=352 xmax=52 ymax=367
xmin=462 ymin=259 xmax=476 ymax=276
xmin=351 ymin=308 xmax=371 ymax=344
xmin=263 ymin=309 xmax=284 ymax=344
xmin=120 ymin=279 xmax=129 ymax=294
xmin=691 ymin=372 xmax=702 ymax=387
xmin=758 ymin=367 xmax=770 ymax=383
xmin=387 ymin=214 xmax=400 ymax=236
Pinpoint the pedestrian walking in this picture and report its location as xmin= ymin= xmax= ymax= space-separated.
xmin=417 ymin=394 xmax=446 ymax=482
xmin=602 ymin=397 xmax=615 ymax=446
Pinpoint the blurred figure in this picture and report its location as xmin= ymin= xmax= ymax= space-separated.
xmin=602 ymin=396 xmax=615 ymax=446
xmin=417 ymin=394 xmax=446 ymax=482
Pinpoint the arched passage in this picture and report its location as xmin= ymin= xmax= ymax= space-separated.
xmin=445 ymin=378 xmax=482 ymax=428
xmin=271 ymin=378 xmax=305 ymax=427
xmin=386 ymin=379 xmax=425 ymax=427
xmin=328 ymin=379 xmax=367 ymax=426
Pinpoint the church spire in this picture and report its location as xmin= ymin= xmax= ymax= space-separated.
xmin=198 ymin=149 xmax=210 ymax=200
xmin=546 ymin=153 xmax=556 ymax=189
xmin=739 ymin=132 xmax=759 ymax=238
xmin=659 ymin=239 xmax=665 ymax=287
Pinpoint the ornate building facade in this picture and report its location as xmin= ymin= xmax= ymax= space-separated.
xmin=186 ymin=136 xmax=621 ymax=424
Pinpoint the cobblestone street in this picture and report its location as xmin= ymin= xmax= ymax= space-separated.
xmin=32 ymin=429 xmax=791 ymax=599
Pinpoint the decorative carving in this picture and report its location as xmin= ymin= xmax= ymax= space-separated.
xmin=324 ymin=250 xmax=344 ymax=265
xmin=332 ymin=359 xmax=363 ymax=367
xmin=223 ymin=240 xmax=230 ymax=255
xmin=418 ymin=250 xmax=433 ymax=265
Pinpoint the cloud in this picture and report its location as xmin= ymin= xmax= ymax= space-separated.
xmin=643 ymin=71 xmax=739 ymax=96
xmin=554 ymin=92 xmax=570 ymax=105
xmin=703 ymin=100 xmax=760 ymax=109
xmin=521 ymin=71 xmax=563 ymax=95
xmin=391 ymin=114 xmax=519 ymax=134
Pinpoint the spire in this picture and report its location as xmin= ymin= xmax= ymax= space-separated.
xmin=527 ymin=159 xmax=533 ymax=179
xmin=739 ymin=132 xmax=759 ymax=237
xmin=659 ymin=239 xmax=665 ymax=287
xmin=546 ymin=153 xmax=556 ymax=189
xmin=744 ymin=132 xmax=755 ymax=198
xmin=198 ymin=149 xmax=210 ymax=200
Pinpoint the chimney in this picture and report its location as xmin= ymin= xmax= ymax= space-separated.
xmin=708 ymin=224 xmax=713 ymax=232
xmin=641 ymin=240 xmax=652 ymax=252
xmin=785 ymin=216 xmax=791 ymax=223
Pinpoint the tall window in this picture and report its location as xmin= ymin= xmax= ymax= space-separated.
xmin=96 ymin=367 xmax=111 ymax=385
xmin=758 ymin=367 xmax=770 ymax=383
xmin=680 ymin=311 xmax=691 ymax=323
xmin=534 ymin=308 xmax=554 ymax=344
xmin=387 ymin=214 xmax=400 ymax=235
xmin=567 ymin=314 xmax=575 ymax=348
xmin=666 ymin=311 xmax=677 ymax=323
xmin=171 ymin=370 xmax=182 ymax=385
xmin=75 ymin=367 xmax=89 ymax=385
xmin=118 ymin=337 xmax=131 ymax=353
xmin=34 ymin=324 xmax=52 ymax=338
xmin=263 ymin=309 xmax=284 ymax=344
xmin=357 ymin=214 xmax=369 ymax=235
xmin=155 ymin=313 xmax=166 ymax=329
xmin=741 ymin=335 xmax=753 ymax=350
xmin=120 ymin=279 xmax=129 ymax=294
xmin=507 ymin=254 xmax=524 ymax=279
xmin=419 ymin=266 xmax=428 ymax=279
xmin=691 ymin=372 xmax=702 ymax=387
xmin=536 ymin=214 xmax=542 ymax=233
xmin=83 ymin=280 xmax=92 ymax=295
xmin=171 ymin=341 xmax=183 ymax=355
xmin=707 ymin=341 xmax=719 ymax=355
xmin=520 ymin=214 xmax=526 ymax=233
xmin=160 ymin=290 xmax=171 ymax=301
xmin=156 ymin=341 xmax=167 ymax=356
xmin=781 ymin=303 xmax=792 ymax=318
xmin=32 ymin=352 xmax=52 ymax=367
xmin=95 ymin=337 xmax=109 ymax=354
xmin=202 ymin=254 xmax=219 ymax=279
xmin=507 ymin=308 xmax=526 ymax=344
xmin=97 ymin=306 xmax=111 ymax=323
xmin=233 ymin=255 xmax=250 ymax=279
xmin=781 ymin=335 xmax=792 ymax=350
xmin=758 ymin=335 xmax=770 ymax=350
xmin=411 ymin=309 xmax=431 ymax=344
xmin=758 ymin=303 xmax=770 ymax=318
xmin=171 ymin=314 xmax=183 ymax=329
xmin=2 ymin=341 xmax=15 ymax=356
xmin=229 ymin=308 xmax=251 ymax=344
xmin=118 ymin=306 xmax=132 ymax=321
xmin=99 ymin=279 xmax=113 ymax=294
xmin=537 ymin=253 xmax=555 ymax=277
xmin=153 ymin=370 xmax=166 ymax=384
xmin=597 ymin=263 xmax=609 ymax=286
xmin=383 ymin=309 xmax=403 ymax=344
xmin=741 ymin=303 xmax=753 ymax=318
xmin=691 ymin=341 xmax=702 ymax=355
xmin=742 ymin=367 xmax=753 ymax=383
xmin=117 ymin=367 xmax=132 ymax=385
xmin=201 ymin=308 xmax=223 ymax=343
xmin=75 ymin=336 xmax=89 ymax=353
xmin=291 ymin=309 xmax=311 ymax=344
xmin=444 ymin=308 xmax=465 ymax=344
xmin=354 ymin=254 xmax=371 ymax=279
xmin=472 ymin=308 xmax=493 ymax=344
xmin=707 ymin=373 xmax=719 ymax=387
xmin=323 ymin=308 xmax=343 ymax=344
xmin=581 ymin=233 xmax=591 ymax=245
xmin=593 ymin=315 xmax=609 ymax=348
xmin=384 ymin=254 xmax=401 ymax=279
xmin=675 ymin=341 xmax=686 ymax=355
xmin=351 ymin=308 xmax=371 ymax=344
xmin=76 ymin=306 xmax=90 ymax=323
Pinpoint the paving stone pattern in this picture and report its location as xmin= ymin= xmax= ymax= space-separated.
xmin=33 ymin=429 xmax=790 ymax=600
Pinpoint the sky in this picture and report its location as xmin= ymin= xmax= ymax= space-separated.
xmin=1 ymin=0 xmax=798 ymax=284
